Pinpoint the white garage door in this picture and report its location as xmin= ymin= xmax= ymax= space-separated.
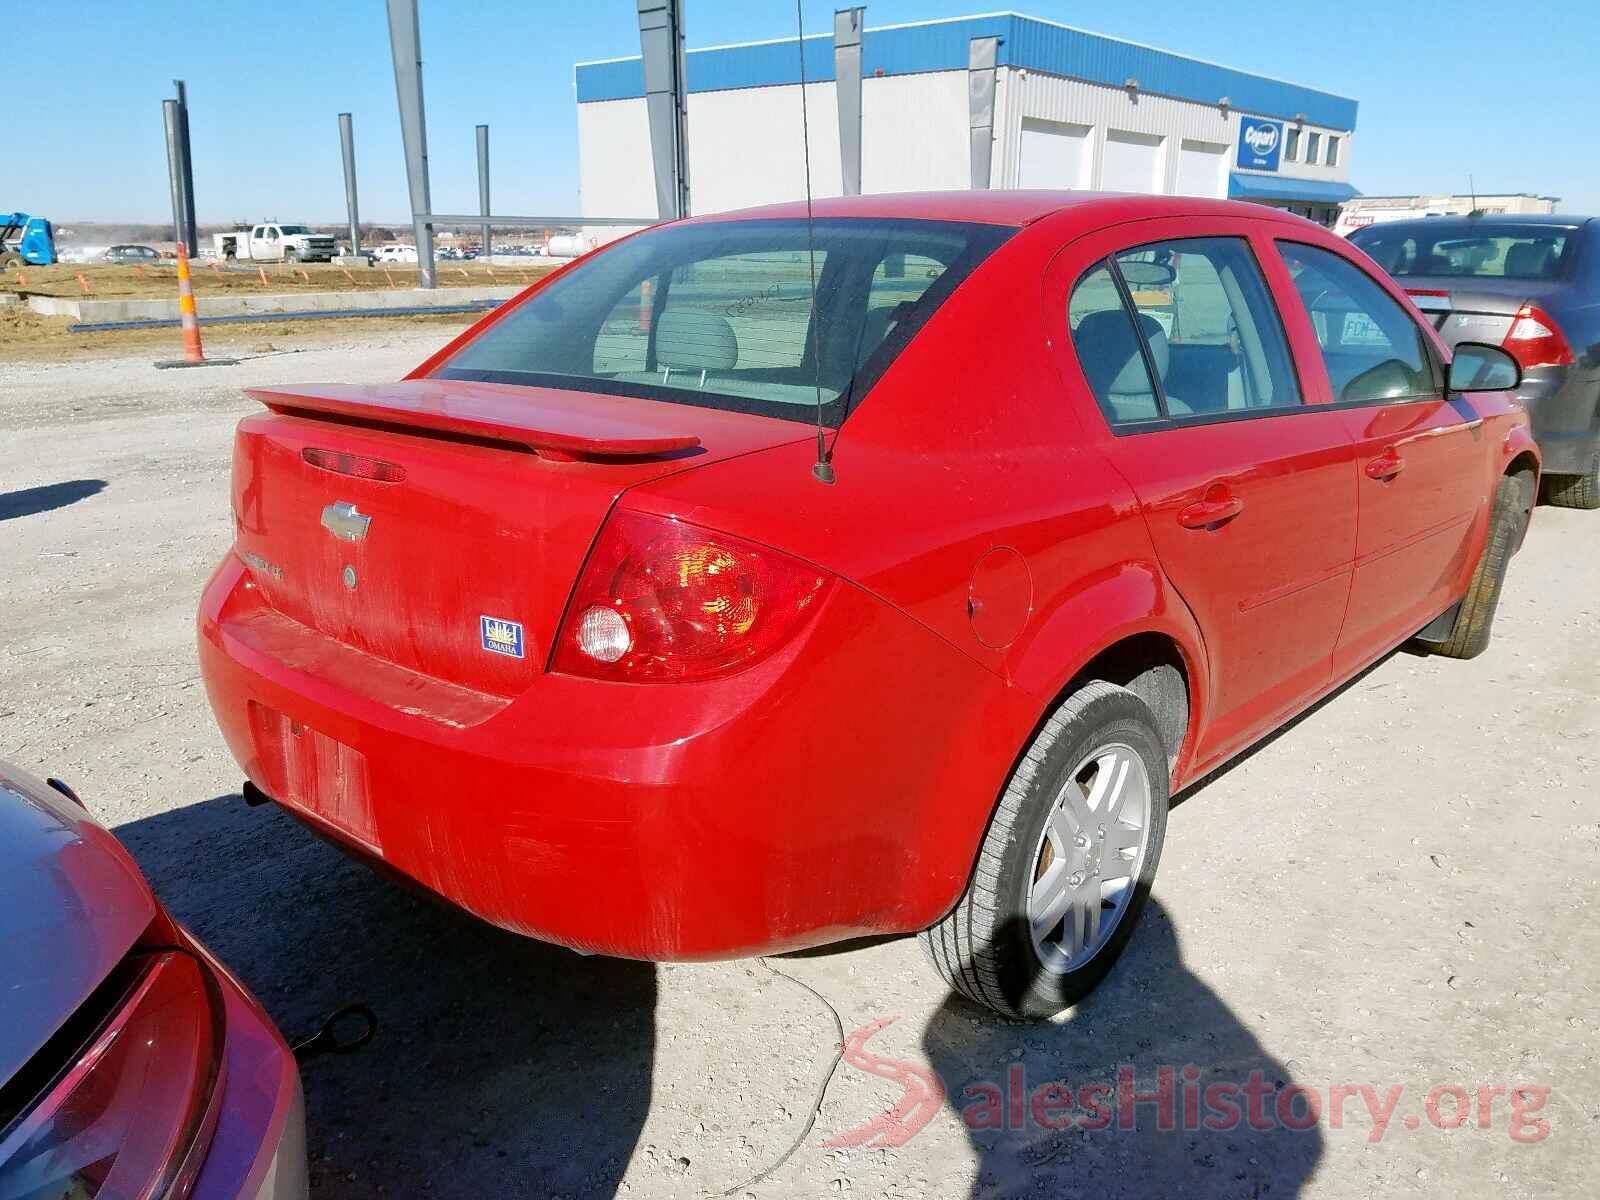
xmin=1101 ymin=130 xmax=1164 ymax=193
xmin=1176 ymin=139 xmax=1229 ymax=198
xmin=1018 ymin=118 xmax=1091 ymax=190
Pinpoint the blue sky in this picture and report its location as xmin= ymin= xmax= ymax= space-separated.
xmin=14 ymin=0 xmax=1599 ymax=224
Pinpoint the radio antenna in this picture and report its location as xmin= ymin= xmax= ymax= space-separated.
xmin=795 ymin=0 xmax=835 ymax=484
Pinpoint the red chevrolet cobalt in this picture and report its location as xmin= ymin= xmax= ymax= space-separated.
xmin=199 ymin=193 xmax=1538 ymax=1018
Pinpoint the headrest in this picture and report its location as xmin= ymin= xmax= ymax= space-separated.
xmin=656 ymin=308 xmax=738 ymax=371
xmin=1505 ymin=242 xmax=1552 ymax=278
xmin=1074 ymin=309 xmax=1167 ymax=395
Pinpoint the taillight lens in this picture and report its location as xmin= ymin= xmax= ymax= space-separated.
xmin=1502 ymin=303 xmax=1575 ymax=369
xmin=0 ymin=952 xmax=222 ymax=1200
xmin=552 ymin=510 xmax=831 ymax=682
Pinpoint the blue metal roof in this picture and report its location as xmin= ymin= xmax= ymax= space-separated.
xmin=1229 ymin=173 xmax=1360 ymax=203
xmin=575 ymin=12 xmax=1359 ymax=131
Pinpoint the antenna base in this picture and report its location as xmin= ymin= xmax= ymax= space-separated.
xmin=811 ymin=460 xmax=836 ymax=485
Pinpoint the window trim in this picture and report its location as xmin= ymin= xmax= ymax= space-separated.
xmin=1273 ymin=237 xmax=1446 ymax=409
xmin=1070 ymin=234 xmax=1308 ymax=435
xmin=1105 ymin=256 xmax=1171 ymax=420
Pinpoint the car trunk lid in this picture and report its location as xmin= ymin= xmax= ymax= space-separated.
xmin=1400 ymin=275 xmax=1567 ymax=346
xmin=232 ymin=379 xmax=809 ymax=697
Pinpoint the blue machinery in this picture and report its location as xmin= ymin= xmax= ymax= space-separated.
xmin=0 ymin=213 xmax=57 ymax=268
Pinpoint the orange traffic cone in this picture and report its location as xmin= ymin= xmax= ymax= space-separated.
xmin=155 ymin=244 xmax=238 ymax=369
xmin=177 ymin=245 xmax=205 ymax=362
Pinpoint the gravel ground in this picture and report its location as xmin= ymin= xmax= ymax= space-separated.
xmin=2 ymin=334 xmax=1596 ymax=1198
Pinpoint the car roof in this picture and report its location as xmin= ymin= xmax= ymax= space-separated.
xmin=681 ymin=190 xmax=1312 ymax=230
xmin=1352 ymin=214 xmax=1593 ymax=233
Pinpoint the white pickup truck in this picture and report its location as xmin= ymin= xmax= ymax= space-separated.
xmin=213 ymin=224 xmax=338 ymax=263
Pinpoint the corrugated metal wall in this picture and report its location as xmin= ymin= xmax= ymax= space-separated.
xmin=997 ymin=70 xmax=1352 ymax=196
xmin=578 ymin=59 xmax=1354 ymax=218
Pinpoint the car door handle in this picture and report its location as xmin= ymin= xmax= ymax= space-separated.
xmin=1177 ymin=489 xmax=1244 ymax=530
xmin=1365 ymin=451 xmax=1406 ymax=482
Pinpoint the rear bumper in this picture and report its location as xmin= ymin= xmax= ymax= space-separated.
xmin=197 ymin=554 xmax=1029 ymax=960
xmin=1516 ymin=365 xmax=1600 ymax=475
xmin=185 ymin=927 xmax=308 ymax=1200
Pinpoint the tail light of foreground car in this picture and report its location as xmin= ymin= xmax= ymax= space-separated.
xmin=552 ymin=510 xmax=831 ymax=682
xmin=1502 ymin=303 xmax=1575 ymax=369
xmin=0 ymin=951 xmax=223 ymax=1200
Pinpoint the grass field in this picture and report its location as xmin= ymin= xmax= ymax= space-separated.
xmin=1 ymin=259 xmax=556 ymax=301
xmin=0 ymin=302 xmax=483 ymax=362
xmin=0 ymin=259 xmax=558 ymax=362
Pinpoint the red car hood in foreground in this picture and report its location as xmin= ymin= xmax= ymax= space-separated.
xmin=0 ymin=763 xmax=155 ymax=1084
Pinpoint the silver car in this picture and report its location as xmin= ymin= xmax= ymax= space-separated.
xmin=1350 ymin=215 xmax=1600 ymax=507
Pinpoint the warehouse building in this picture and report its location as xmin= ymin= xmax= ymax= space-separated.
xmin=1334 ymin=192 xmax=1560 ymax=235
xmin=575 ymin=11 xmax=1359 ymax=232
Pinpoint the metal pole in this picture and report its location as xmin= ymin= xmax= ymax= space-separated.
xmin=476 ymin=124 xmax=491 ymax=261
xmin=637 ymin=0 xmax=689 ymax=220
xmin=968 ymin=36 xmax=999 ymax=191
xmin=386 ymin=0 xmax=435 ymax=287
xmin=162 ymin=100 xmax=187 ymax=249
xmin=338 ymin=113 xmax=361 ymax=256
xmin=834 ymin=8 xmax=865 ymax=196
xmin=173 ymin=81 xmax=198 ymax=255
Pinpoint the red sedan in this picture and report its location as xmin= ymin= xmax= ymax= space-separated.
xmin=198 ymin=193 xmax=1538 ymax=1018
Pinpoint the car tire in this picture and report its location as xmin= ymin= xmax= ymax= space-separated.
xmin=919 ymin=681 xmax=1169 ymax=1020
xmin=1 ymin=254 xmax=22 ymax=270
xmin=1542 ymin=451 xmax=1600 ymax=510
xmin=1423 ymin=472 xmax=1532 ymax=660
xmin=284 ymin=249 xmax=300 ymax=264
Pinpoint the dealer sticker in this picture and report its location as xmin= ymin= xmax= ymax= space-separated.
xmin=480 ymin=615 xmax=525 ymax=659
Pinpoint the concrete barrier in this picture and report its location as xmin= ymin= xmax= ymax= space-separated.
xmin=28 ymin=285 xmax=526 ymax=323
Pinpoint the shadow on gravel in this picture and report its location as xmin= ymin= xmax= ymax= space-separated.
xmin=0 ymin=479 xmax=106 ymax=521
xmin=117 ymin=794 xmax=654 ymax=1200
xmin=922 ymin=902 xmax=1322 ymax=1198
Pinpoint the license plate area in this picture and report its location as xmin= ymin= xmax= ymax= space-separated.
xmin=248 ymin=702 xmax=381 ymax=852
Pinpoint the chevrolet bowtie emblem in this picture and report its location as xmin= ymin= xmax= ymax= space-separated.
xmin=320 ymin=501 xmax=371 ymax=542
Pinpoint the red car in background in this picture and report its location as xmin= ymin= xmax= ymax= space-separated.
xmin=198 ymin=193 xmax=1537 ymax=1018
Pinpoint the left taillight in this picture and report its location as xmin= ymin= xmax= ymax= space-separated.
xmin=1502 ymin=302 xmax=1575 ymax=369
xmin=551 ymin=510 xmax=831 ymax=682
xmin=0 ymin=951 xmax=223 ymax=1200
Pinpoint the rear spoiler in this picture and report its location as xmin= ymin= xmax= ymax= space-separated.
xmin=247 ymin=381 xmax=703 ymax=461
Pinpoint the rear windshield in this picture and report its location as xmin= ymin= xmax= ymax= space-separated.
xmin=436 ymin=217 xmax=1012 ymax=424
xmin=1350 ymin=224 xmax=1580 ymax=281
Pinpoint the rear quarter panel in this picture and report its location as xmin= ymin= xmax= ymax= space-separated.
xmin=626 ymin=216 xmax=1213 ymax=849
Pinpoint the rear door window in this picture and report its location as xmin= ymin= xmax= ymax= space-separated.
xmin=1278 ymin=242 xmax=1438 ymax=405
xmin=1068 ymin=263 xmax=1160 ymax=422
xmin=1069 ymin=236 xmax=1301 ymax=426
xmin=441 ymin=218 xmax=1012 ymax=424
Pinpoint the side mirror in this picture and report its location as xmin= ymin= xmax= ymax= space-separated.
xmin=1448 ymin=342 xmax=1521 ymax=393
